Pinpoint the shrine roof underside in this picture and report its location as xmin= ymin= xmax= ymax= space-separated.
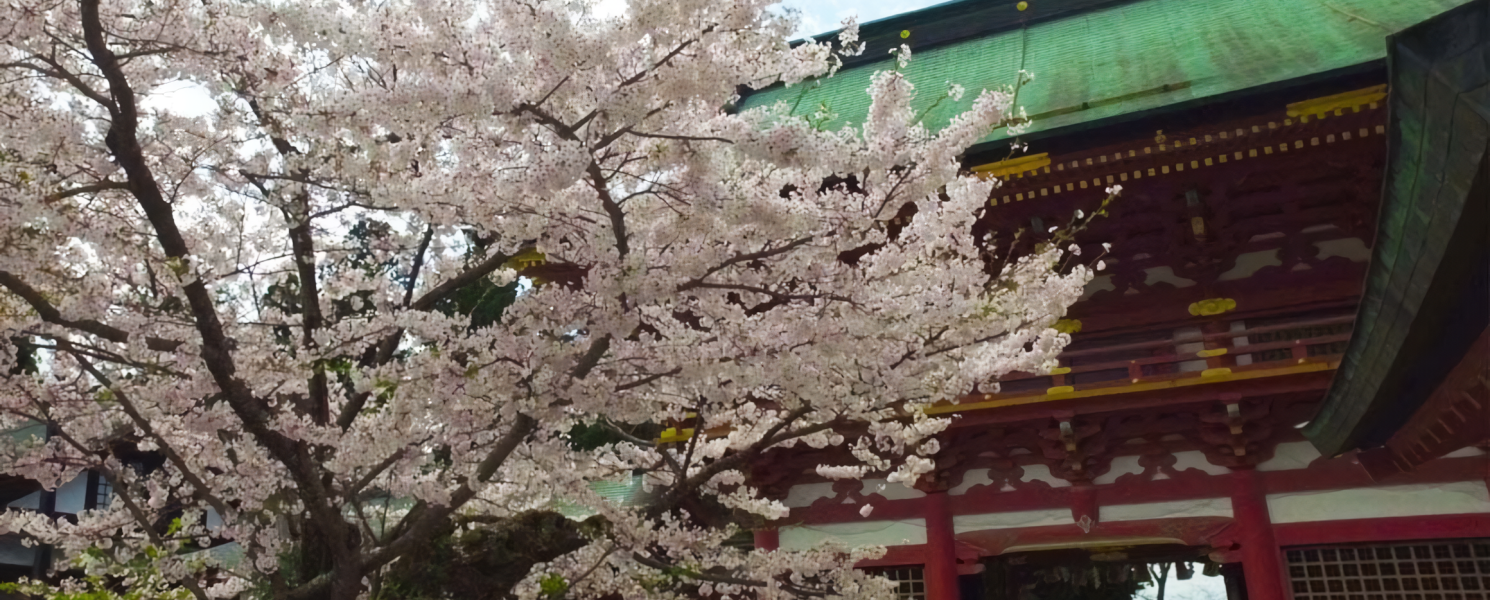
xmin=1304 ymin=0 xmax=1490 ymax=457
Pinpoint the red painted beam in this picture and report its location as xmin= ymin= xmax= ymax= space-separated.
xmin=853 ymin=512 xmax=1490 ymax=567
xmin=954 ymin=516 xmax=1236 ymax=557
xmin=857 ymin=544 xmax=929 ymax=568
xmin=1373 ymin=328 xmax=1490 ymax=475
xmin=1272 ymin=513 xmax=1490 ymax=547
xmin=1070 ymin=274 xmax=1364 ymax=336
xmin=784 ymin=456 xmax=1487 ymax=526
xmin=754 ymin=528 xmax=779 ymax=551
xmin=947 ymin=369 xmax=1334 ymax=429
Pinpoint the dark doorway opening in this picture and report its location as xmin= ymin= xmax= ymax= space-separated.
xmin=974 ymin=544 xmax=1242 ymax=600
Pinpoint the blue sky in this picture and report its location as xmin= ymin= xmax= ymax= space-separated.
xmin=778 ymin=0 xmax=948 ymax=39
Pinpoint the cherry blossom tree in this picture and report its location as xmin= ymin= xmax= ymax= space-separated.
xmin=0 ymin=0 xmax=1097 ymax=598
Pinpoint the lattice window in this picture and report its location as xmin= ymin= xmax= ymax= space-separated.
xmin=93 ymin=475 xmax=112 ymax=510
xmin=1287 ymin=539 xmax=1490 ymax=600
xmin=1248 ymin=320 xmax=1351 ymax=363
xmin=867 ymin=566 xmax=926 ymax=600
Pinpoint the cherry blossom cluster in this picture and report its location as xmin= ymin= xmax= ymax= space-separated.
xmin=0 ymin=0 xmax=1097 ymax=598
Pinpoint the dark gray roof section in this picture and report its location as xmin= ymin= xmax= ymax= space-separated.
xmin=1305 ymin=0 xmax=1490 ymax=456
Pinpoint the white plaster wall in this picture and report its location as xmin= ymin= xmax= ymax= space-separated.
xmin=1267 ymin=482 xmax=1490 ymax=524
xmin=1231 ymin=320 xmax=1252 ymax=366
xmin=954 ymin=509 xmax=1070 ymax=533
xmin=1315 ymin=238 xmax=1371 ymax=262
xmin=1081 ymin=275 xmax=1117 ymax=300
xmin=1061 ymin=450 xmax=1232 ymax=486
xmin=1093 ymin=455 xmax=1145 ymax=485
xmin=949 ymin=469 xmax=994 ymax=496
xmin=1103 ymin=498 xmax=1232 ymax=522
xmin=1144 ymin=266 xmax=1197 ymax=289
xmin=1443 ymin=446 xmax=1487 ymax=458
xmin=779 ymin=519 xmax=927 ymax=550
xmin=1022 ymin=464 xmax=1072 ymax=488
xmin=1256 ymin=441 xmax=1324 ymax=472
xmin=783 ymin=480 xmax=925 ymax=508
xmin=861 ymin=478 xmax=926 ymax=501
xmin=783 ymin=482 xmax=838 ymax=508
xmin=1174 ymin=326 xmax=1206 ymax=373
xmin=1170 ymin=450 xmax=1232 ymax=476
xmin=951 ymin=464 xmax=1073 ymax=495
xmin=1219 ymin=249 xmax=1283 ymax=281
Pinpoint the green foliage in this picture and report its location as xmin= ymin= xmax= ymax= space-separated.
xmin=539 ymin=573 xmax=569 ymax=598
xmin=565 ymin=420 xmax=664 ymax=452
xmin=0 ymin=549 xmax=197 ymax=600
xmin=432 ymin=274 xmax=519 ymax=331
xmin=7 ymin=336 xmax=37 ymax=376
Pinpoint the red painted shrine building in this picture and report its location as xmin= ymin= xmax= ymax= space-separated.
xmin=731 ymin=1 xmax=1490 ymax=600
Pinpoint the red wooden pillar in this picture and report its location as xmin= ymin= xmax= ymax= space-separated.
xmin=1482 ymin=449 xmax=1489 ymax=497
xmin=754 ymin=528 xmax=779 ymax=551
xmin=924 ymin=491 xmax=960 ymax=600
xmin=1231 ymin=468 xmax=1290 ymax=600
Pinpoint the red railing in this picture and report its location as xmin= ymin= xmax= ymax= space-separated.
xmin=988 ymin=313 xmax=1355 ymax=396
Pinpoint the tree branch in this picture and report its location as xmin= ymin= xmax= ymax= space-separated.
xmin=350 ymin=414 xmax=538 ymax=579
xmin=678 ymin=237 xmax=814 ymax=291
xmin=407 ymin=249 xmax=510 ymax=312
xmin=78 ymin=2 xmax=360 ymax=592
xmin=402 ymin=226 xmax=435 ymax=308
xmin=0 ymin=57 xmax=114 ymax=108
xmin=615 ymin=367 xmax=681 ymax=392
xmin=0 ymin=270 xmax=180 ymax=351
xmin=63 ymin=343 xmax=233 ymax=520
xmin=586 ymin=162 xmax=629 ymax=258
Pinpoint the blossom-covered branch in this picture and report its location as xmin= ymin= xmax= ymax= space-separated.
xmin=0 ymin=0 xmax=1099 ymax=598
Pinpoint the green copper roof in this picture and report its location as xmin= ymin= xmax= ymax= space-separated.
xmin=3 ymin=420 xmax=44 ymax=444
xmin=556 ymin=474 xmax=648 ymax=518
xmin=740 ymin=0 xmax=1472 ymax=143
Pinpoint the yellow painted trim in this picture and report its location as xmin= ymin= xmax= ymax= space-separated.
xmin=1197 ymin=348 xmax=1229 ymax=358
xmin=1188 ymin=297 xmax=1237 ymax=317
xmin=925 ymin=361 xmax=1336 ymax=415
xmin=1286 ymin=85 xmax=1387 ymax=119
xmin=656 ymin=428 xmax=695 ymax=443
xmin=504 ymin=247 xmax=547 ymax=270
xmin=1049 ymin=367 xmax=1072 ymax=375
xmin=972 ymin=153 xmax=1052 ymax=179
xmin=1047 ymin=386 xmax=1075 ymax=394
xmin=1201 ymin=368 xmax=1233 ymax=378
